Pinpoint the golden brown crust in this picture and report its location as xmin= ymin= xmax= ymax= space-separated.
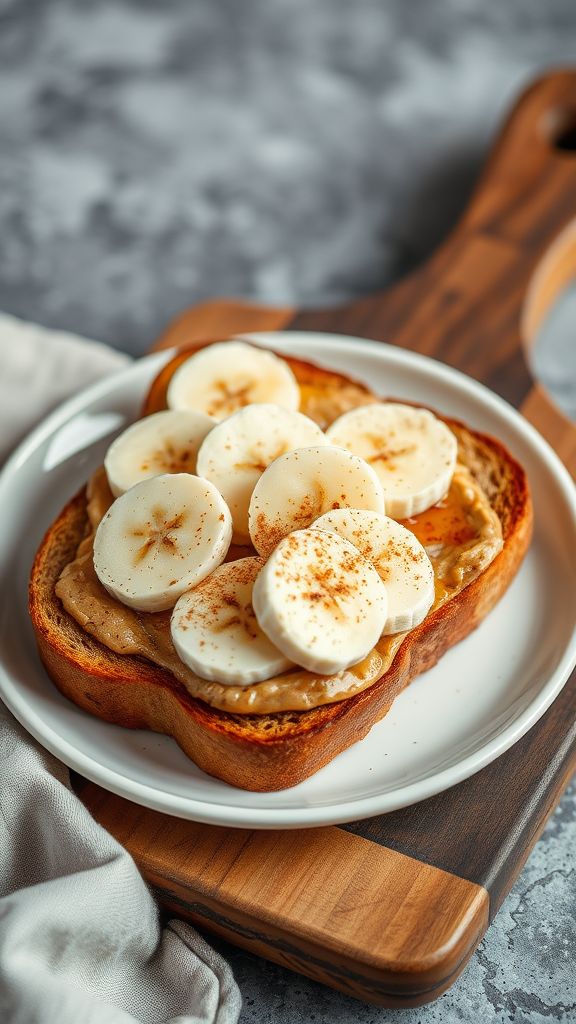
xmin=29 ymin=348 xmax=533 ymax=791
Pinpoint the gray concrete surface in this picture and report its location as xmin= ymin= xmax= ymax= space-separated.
xmin=0 ymin=2 xmax=574 ymax=1020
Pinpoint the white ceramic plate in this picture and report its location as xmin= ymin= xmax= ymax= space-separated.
xmin=1 ymin=333 xmax=575 ymax=829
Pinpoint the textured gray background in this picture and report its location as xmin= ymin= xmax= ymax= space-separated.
xmin=0 ymin=1 xmax=574 ymax=1020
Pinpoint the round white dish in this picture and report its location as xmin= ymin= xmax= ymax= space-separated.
xmin=0 ymin=332 xmax=574 ymax=829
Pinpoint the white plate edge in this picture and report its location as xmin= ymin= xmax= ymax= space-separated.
xmin=0 ymin=333 xmax=574 ymax=827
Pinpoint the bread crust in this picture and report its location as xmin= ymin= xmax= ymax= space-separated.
xmin=29 ymin=350 xmax=533 ymax=791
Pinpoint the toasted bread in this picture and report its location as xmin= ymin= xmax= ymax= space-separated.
xmin=29 ymin=347 xmax=532 ymax=791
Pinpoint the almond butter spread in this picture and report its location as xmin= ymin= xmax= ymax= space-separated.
xmin=56 ymin=442 xmax=503 ymax=713
xmin=296 ymin=381 xmax=377 ymax=429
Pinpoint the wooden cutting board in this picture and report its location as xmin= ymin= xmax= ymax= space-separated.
xmin=77 ymin=70 xmax=576 ymax=1007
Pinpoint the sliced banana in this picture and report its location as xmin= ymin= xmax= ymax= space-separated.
xmin=171 ymin=557 xmax=293 ymax=685
xmin=248 ymin=444 xmax=385 ymax=557
xmin=196 ymin=403 xmax=328 ymax=544
xmin=313 ymin=509 xmax=435 ymax=634
xmin=104 ymin=409 xmax=215 ymax=498
xmin=93 ymin=473 xmax=232 ymax=612
xmin=166 ymin=341 xmax=300 ymax=420
xmin=326 ymin=403 xmax=457 ymax=518
xmin=252 ymin=528 xmax=388 ymax=674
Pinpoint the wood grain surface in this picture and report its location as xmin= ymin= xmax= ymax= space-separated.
xmin=78 ymin=779 xmax=488 ymax=1005
xmin=80 ymin=69 xmax=576 ymax=1005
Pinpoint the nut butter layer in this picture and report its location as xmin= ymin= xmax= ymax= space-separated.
xmin=56 ymin=453 xmax=503 ymax=714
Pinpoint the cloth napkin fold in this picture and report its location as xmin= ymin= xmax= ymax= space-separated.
xmin=0 ymin=315 xmax=242 ymax=1024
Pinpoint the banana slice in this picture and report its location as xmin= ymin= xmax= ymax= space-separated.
xmin=104 ymin=409 xmax=215 ymax=498
xmin=248 ymin=445 xmax=385 ymax=557
xmin=252 ymin=528 xmax=388 ymax=674
xmin=166 ymin=341 xmax=300 ymax=420
xmin=313 ymin=509 xmax=435 ymax=634
xmin=326 ymin=403 xmax=457 ymax=518
xmin=196 ymin=403 xmax=328 ymax=544
xmin=171 ymin=557 xmax=293 ymax=685
xmin=93 ymin=473 xmax=232 ymax=612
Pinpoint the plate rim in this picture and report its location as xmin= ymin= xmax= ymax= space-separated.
xmin=1 ymin=333 xmax=575 ymax=828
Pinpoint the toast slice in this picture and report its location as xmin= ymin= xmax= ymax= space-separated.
xmin=29 ymin=347 xmax=532 ymax=791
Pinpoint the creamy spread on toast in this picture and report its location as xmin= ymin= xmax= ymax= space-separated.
xmin=56 ymin=349 xmax=503 ymax=714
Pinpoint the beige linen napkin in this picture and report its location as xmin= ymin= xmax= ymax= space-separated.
xmin=0 ymin=314 xmax=241 ymax=1024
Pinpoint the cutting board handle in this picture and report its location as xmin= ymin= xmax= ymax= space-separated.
xmin=154 ymin=70 xmax=576 ymax=473
xmin=459 ymin=67 xmax=576 ymax=244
